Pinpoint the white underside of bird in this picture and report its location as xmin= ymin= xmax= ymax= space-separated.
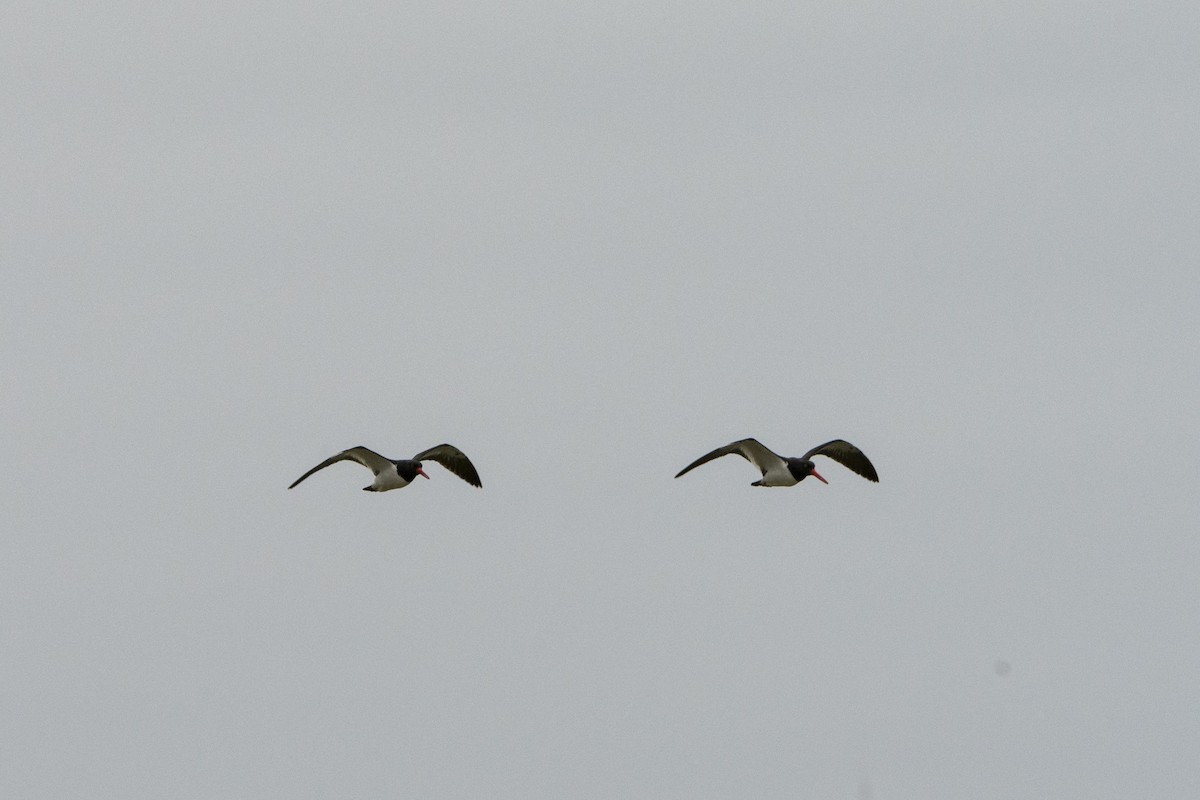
xmin=753 ymin=461 xmax=802 ymax=486
xmin=367 ymin=464 xmax=419 ymax=491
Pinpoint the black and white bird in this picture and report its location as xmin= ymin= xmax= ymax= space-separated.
xmin=674 ymin=438 xmax=878 ymax=487
xmin=288 ymin=444 xmax=482 ymax=492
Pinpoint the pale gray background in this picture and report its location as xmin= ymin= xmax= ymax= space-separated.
xmin=3 ymin=2 xmax=1199 ymax=798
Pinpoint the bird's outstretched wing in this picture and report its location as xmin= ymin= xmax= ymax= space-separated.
xmin=802 ymin=440 xmax=879 ymax=482
xmin=412 ymin=443 xmax=482 ymax=488
xmin=674 ymin=438 xmax=785 ymax=479
xmin=288 ymin=446 xmax=391 ymax=489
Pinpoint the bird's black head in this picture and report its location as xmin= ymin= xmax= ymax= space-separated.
xmin=787 ymin=458 xmax=828 ymax=484
xmin=396 ymin=460 xmax=430 ymax=481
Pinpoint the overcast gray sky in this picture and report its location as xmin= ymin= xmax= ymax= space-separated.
xmin=4 ymin=2 xmax=1199 ymax=797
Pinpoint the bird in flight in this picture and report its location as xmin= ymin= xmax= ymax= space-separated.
xmin=675 ymin=438 xmax=878 ymax=487
xmin=289 ymin=444 xmax=482 ymax=492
